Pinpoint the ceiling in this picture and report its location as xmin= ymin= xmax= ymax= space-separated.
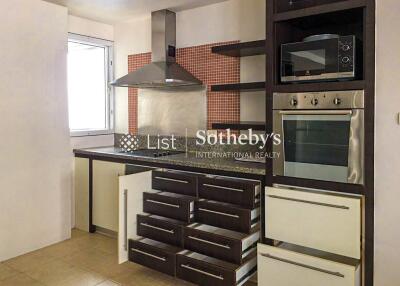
xmin=44 ymin=0 xmax=229 ymax=24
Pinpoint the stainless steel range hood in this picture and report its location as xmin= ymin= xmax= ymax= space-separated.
xmin=112 ymin=10 xmax=202 ymax=89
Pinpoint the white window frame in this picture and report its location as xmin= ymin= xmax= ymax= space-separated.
xmin=68 ymin=33 xmax=114 ymax=137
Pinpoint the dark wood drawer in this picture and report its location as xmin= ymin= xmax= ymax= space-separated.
xmin=198 ymin=176 xmax=260 ymax=208
xmin=137 ymin=214 xmax=187 ymax=247
xmin=152 ymin=170 xmax=198 ymax=196
xmin=183 ymin=223 xmax=260 ymax=264
xmin=128 ymin=237 xmax=183 ymax=276
xmin=195 ymin=199 xmax=260 ymax=233
xmin=176 ymin=250 xmax=257 ymax=286
xmin=143 ymin=192 xmax=196 ymax=223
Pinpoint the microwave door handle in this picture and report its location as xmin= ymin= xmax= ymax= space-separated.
xmin=279 ymin=110 xmax=353 ymax=116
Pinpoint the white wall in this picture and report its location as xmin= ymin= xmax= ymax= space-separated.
xmin=0 ymin=0 xmax=71 ymax=261
xmin=374 ymin=0 xmax=400 ymax=285
xmin=69 ymin=15 xmax=114 ymax=41
xmin=114 ymin=0 xmax=266 ymax=133
xmin=68 ymin=15 xmax=115 ymax=149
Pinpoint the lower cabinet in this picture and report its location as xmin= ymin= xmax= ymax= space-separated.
xmin=265 ymin=186 xmax=362 ymax=259
xmin=258 ymin=243 xmax=361 ymax=286
xmin=118 ymin=169 xmax=154 ymax=264
xmin=93 ymin=160 xmax=125 ymax=232
xmin=177 ymin=250 xmax=257 ymax=286
xmin=120 ymin=168 xmax=261 ymax=285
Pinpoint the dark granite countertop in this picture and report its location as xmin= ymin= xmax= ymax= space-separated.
xmin=74 ymin=146 xmax=266 ymax=176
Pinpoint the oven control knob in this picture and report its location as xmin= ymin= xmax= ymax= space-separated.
xmin=290 ymin=98 xmax=298 ymax=106
xmin=311 ymin=98 xmax=319 ymax=106
xmin=342 ymin=56 xmax=350 ymax=64
xmin=342 ymin=44 xmax=351 ymax=51
xmin=333 ymin=98 xmax=342 ymax=105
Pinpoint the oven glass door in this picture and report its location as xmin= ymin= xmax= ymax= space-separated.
xmin=282 ymin=113 xmax=351 ymax=183
xmin=281 ymin=39 xmax=339 ymax=80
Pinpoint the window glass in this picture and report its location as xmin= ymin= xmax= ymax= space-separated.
xmin=67 ymin=36 xmax=113 ymax=135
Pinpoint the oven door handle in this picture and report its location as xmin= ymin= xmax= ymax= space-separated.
xmin=279 ymin=110 xmax=353 ymax=115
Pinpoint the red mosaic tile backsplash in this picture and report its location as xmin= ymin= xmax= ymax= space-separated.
xmin=127 ymin=41 xmax=240 ymax=134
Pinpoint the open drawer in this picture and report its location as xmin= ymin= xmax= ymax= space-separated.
xmin=265 ymin=186 xmax=361 ymax=259
xmin=195 ymin=199 xmax=260 ymax=233
xmin=258 ymin=243 xmax=360 ymax=286
xmin=177 ymin=250 xmax=257 ymax=286
xmin=129 ymin=237 xmax=183 ymax=277
xmin=143 ymin=192 xmax=196 ymax=223
xmin=198 ymin=176 xmax=261 ymax=209
xmin=152 ymin=169 xmax=198 ymax=196
xmin=137 ymin=214 xmax=187 ymax=247
xmin=183 ymin=223 xmax=260 ymax=264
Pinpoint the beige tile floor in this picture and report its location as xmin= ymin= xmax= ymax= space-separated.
xmin=0 ymin=229 xmax=256 ymax=286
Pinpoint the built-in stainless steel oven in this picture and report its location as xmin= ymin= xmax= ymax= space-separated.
xmin=273 ymin=90 xmax=364 ymax=184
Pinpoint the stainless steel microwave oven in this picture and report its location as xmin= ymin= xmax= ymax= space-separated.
xmin=273 ymin=90 xmax=364 ymax=185
xmin=281 ymin=35 xmax=358 ymax=83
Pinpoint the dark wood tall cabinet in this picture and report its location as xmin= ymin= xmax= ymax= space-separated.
xmin=264 ymin=0 xmax=375 ymax=285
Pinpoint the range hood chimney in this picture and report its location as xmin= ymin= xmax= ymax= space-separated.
xmin=111 ymin=10 xmax=202 ymax=89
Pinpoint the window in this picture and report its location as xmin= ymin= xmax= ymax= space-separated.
xmin=68 ymin=33 xmax=114 ymax=136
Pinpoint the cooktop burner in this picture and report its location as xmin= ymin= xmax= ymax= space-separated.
xmin=119 ymin=149 xmax=184 ymax=158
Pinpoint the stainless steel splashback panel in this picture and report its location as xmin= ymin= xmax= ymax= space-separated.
xmin=138 ymin=89 xmax=207 ymax=137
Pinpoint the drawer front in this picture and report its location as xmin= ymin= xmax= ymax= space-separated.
xmin=265 ymin=187 xmax=361 ymax=259
xmin=258 ymin=244 xmax=360 ymax=286
xmin=129 ymin=239 xmax=177 ymax=276
xmin=176 ymin=254 xmax=234 ymax=286
xmin=183 ymin=227 xmax=242 ymax=264
xmin=152 ymin=170 xmax=197 ymax=196
xmin=198 ymin=177 xmax=260 ymax=208
xmin=195 ymin=200 xmax=256 ymax=233
xmin=143 ymin=193 xmax=194 ymax=223
xmin=137 ymin=215 xmax=184 ymax=247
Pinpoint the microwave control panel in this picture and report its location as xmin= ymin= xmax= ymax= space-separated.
xmin=338 ymin=35 xmax=355 ymax=73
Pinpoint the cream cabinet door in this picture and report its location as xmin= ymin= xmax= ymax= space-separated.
xmin=258 ymin=244 xmax=360 ymax=286
xmin=74 ymin=158 xmax=89 ymax=231
xmin=118 ymin=170 xmax=153 ymax=264
xmin=265 ymin=187 xmax=361 ymax=259
xmin=93 ymin=161 xmax=125 ymax=232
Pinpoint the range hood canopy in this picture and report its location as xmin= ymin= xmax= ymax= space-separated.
xmin=112 ymin=10 xmax=202 ymax=89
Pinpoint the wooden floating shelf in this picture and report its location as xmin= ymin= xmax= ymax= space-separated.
xmin=212 ymin=121 xmax=266 ymax=131
xmin=273 ymin=0 xmax=367 ymax=22
xmin=212 ymin=40 xmax=266 ymax=57
xmin=272 ymin=80 xmax=365 ymax=93
xmin=211 ymin=82 xmax=266 ymax=92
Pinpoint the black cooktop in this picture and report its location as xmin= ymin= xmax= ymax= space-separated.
xmin=119 ymin=149 xmax=185 ymax=158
